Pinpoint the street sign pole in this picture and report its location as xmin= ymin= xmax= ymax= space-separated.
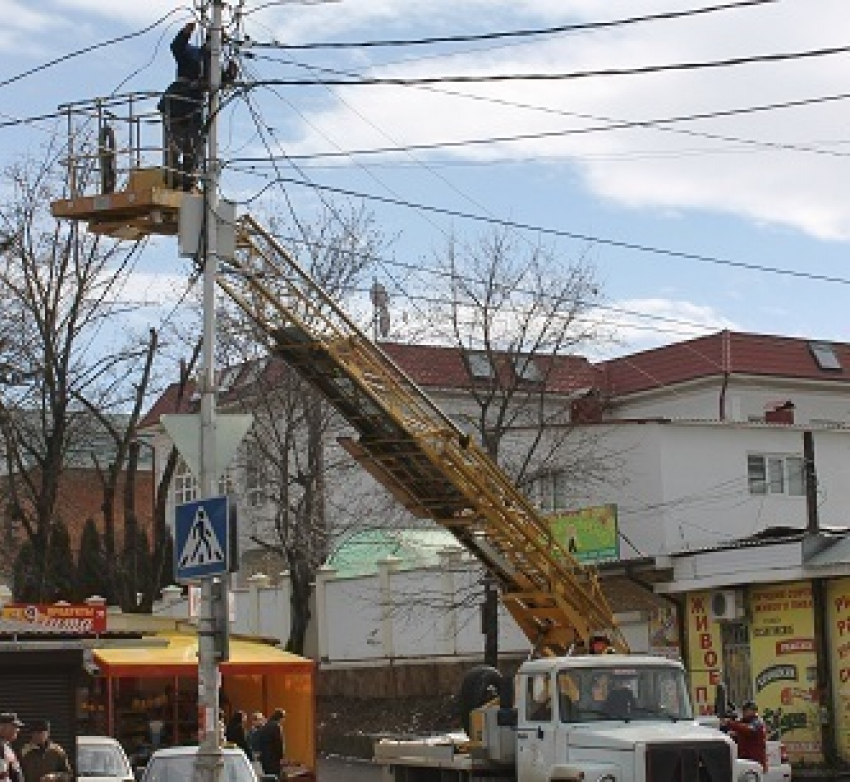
xmin=197 ymin=1 xmax=225 ymax=782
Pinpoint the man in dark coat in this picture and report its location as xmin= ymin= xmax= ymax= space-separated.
xmin=255 ymin=708 xmax=286 ymax=776
xmin=20 ymin=719 xmax=72 ymax=782
xmin=0 ymin=713 xmax=24 ymax=782
xmin=159 ymin=22 xmax=239 ymax=191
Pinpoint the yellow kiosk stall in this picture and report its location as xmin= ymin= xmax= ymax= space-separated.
xmin=86 ymin=633 xmax=316 ymax=777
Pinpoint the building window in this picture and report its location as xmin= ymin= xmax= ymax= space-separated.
xmin=514 ymin=356 xmax=542 ymax=383
xmin=531 ymin=470 xmax=568 ymax=511
xmin=245 ymin=440 xmax=267 ymax=507
xmin=747 ymin=454 xmax=804 ymax=496
xmin=174 ymin=459 xmax=235 ymax=504
xmin=174 ymin=458 xmax=197 ymax=505
xmin=466 ymin=352 xmax=494 ymax=379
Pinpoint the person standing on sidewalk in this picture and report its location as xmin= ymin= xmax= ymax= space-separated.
xmin=21 ymin=720 xmax=71 ymax=782
xmin=0 ymin=714 xmax=25 ymax=782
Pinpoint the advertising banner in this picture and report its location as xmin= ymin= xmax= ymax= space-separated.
xmin=648 ymin=604 xmax=680 ymax=659
xmin=749 ymin=581 xmax=821 ymax=761
xmin=685 ymin=591 xmax=723 ymax=716
xmin=2 ymin=603 xmax=107 ymax=632
xmin=826 ymin=577 xmax=850 ymax=760
xmin=550 ymin=504 xmax=619 ymax=564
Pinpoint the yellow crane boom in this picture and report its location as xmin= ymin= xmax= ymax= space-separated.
xmin=221 ymin=215 xmax=627 ymax=656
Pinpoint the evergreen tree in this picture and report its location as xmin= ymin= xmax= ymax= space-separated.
xmin=46 ymin=518 xmax=75 ymax=601
xmin=76 ymin=518 xmax=109 ymax=602
xmin=13 ymin=541 xmax=39 ymax=601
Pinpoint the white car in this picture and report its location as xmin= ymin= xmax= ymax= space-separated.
xmin=77 ymin=736 xmax=133 ymax=782
xmin=139 ymin=746 xmax=270 ymax=782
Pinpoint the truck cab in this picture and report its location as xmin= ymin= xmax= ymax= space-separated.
xmin=509 ymin=655 xmax=762 ymax=782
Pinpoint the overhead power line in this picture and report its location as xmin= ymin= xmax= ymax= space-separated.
xmin=238 ymin=173 xmax=850 ymax=287
xmin=243 ymin=0 xmax=778 ymax=50
xmin=0 ymin=8 xmax=185 ymax=91
xmin=226 ymin=85 xmax=850 ymax=162
xmin=244 ymin=43 xmax=850 ymax=87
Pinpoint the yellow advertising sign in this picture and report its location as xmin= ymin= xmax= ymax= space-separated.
xmin=750 ymin=581 xmax=821 ymax=762
xmin=550 ymin=504 xmax=619 ymax=564
xmin=685 ymin=591 xmax=723 ymax=716
xmin=826 ymin=578 xmax=850 ymax=760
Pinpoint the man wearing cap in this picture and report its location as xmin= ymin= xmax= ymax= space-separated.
xmin=0 ymin=713 xmax=25 ymax=782
xmin=20 ymin=720 xmax=71 ymax=782
xmin=722 ymin=700 xmax=767 ymax=771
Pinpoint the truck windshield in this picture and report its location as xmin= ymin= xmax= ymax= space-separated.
xmin=556 ymin=665 xmax=693 ymax=723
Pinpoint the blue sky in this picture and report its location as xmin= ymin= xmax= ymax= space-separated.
xmin=2 ymin=0 xmax=849 ymax=358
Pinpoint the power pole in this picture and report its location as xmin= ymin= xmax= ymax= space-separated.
xmin=197 ymin=2 xmax=225 ymax=782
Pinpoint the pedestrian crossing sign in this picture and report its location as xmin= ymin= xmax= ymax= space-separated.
xmin=175 ymin=496 xmax=229 ymax=581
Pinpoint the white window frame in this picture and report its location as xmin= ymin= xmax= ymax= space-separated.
xmin=747 ymin=453 xmax=805 ymax=497
xmin=245 ymin=439 xmax=268 ymax=508
xmin=174 ymin=457 xmax=198 ymax=505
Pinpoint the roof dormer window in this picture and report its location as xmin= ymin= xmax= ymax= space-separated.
xmin=809 ymin=341 xmax=841 ymax=371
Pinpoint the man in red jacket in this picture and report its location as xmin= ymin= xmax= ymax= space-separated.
xmin=723 ymin=700 xmax=767 ymax=771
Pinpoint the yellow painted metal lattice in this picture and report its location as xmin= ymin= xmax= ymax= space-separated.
xmin=220 ymin=215 xmax=627 ymax=656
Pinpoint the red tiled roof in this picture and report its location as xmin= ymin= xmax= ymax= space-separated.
xmin=380 ymin=342 xmax=599 ymax=394
xmin=600 ymin=331 xmax=850 ymax=397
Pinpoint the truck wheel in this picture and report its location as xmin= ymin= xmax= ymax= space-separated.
xmin=458 ymin=665 xmax=501 ymax=735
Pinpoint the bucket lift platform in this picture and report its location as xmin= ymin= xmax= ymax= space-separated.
xmin=49 ymin=92 xmax=191 ymax=240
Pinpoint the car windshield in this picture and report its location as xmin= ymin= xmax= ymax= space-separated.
xmin=78 ymin=745 xmax=131 ymax=777
xmin=556 ymin=665 xmax=693 ymax=723
xmin=145 ymin=754 xmax=252 ymax=782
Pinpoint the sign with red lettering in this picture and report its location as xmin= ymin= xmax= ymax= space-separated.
xmin=827 ymin=578 xmax=850 ymax=759
xmin=2 ymin=603 xmax=107 ymax=633
xmin=685 ymin=592 xmax=723 ymax=716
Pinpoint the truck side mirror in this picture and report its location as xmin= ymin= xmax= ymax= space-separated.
xmin=497 ymin=707 xmax=517 ymax=727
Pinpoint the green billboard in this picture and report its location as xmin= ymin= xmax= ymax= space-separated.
xmin=550 ymin=503 xmax=619 ymax=564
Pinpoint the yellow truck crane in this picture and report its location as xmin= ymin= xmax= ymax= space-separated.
xmin=51 ymin=94 xmax=766 ymax=782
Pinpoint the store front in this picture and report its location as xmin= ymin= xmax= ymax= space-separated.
xmin=87 ymin=633 xmax=316 ymax=774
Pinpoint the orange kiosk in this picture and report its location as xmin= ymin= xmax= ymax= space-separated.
xmin=84 ymin=633 xmax=316 ymax=776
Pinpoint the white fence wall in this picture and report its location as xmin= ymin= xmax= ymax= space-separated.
xmin=149 ymin=550 xmax=650 ymax=664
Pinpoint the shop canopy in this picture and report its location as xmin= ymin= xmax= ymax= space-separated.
xmin=93 ymin=633 xmax=314 ymax=677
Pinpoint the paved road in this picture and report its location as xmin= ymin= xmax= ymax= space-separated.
xmin=318 ymin=755 xmax=381 ymax=781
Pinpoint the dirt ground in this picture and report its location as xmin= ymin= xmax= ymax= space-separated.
xmin=317 ymin=693 xmax=458 ymax=758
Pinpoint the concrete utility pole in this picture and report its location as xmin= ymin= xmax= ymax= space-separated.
xmin=197 ymin=2 xmax=225 ymax=781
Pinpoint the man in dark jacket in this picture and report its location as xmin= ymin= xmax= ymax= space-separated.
xmin=255 ymin=708 xmax=286 ymax=776
xmin=0 ymin=713 xmax=24 ymax=782
xmin=723 ymin=700 xmax=767 ymax=771
xmin=20 ymin=720 xmax=71 ymax=782
xmin=159 ymin=22 xmax=206 ymax=191
xmin=159 ymin=22 xmax=238 ymax=191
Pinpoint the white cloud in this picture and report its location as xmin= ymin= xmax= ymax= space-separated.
xmin=268 ymin=0 xmax=850 ymax=240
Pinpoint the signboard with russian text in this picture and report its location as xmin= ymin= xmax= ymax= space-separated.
xmin=685 ymin=591 xmax=724 ymax=716
xmin=2 ymin=603 xmax=107 ymax=632
xmin=549 ymin=504 xmax=619 ymax=564
xmin=749 ymin=581 xmax=821 ymax=762
xmin=827 ymin=577 xmax=850 ymax=761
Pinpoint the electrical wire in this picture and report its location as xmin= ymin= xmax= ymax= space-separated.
xmin=242 ymin=42 xmax=850 ymax=87
xmin=0 ymin=8 xmax=188 ymax=91
xmin=243 ymin=0 xmax=779 ymax=50
xmin=241 ymin=53 xmax=850 ymax=160
xmin=232 ymin=172 xmax=850 ymax=287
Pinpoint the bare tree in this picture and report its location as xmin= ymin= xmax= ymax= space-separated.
xmin=424 ymin=227 xmax=615 ymax=665
xmin=0 ymin=156 xmax=152 ymax=598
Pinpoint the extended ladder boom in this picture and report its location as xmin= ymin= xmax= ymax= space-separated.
xmin=221 ymin=214 xmax=627 ymax=655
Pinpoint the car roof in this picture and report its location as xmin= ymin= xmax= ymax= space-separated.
xmin=150 ymin=747 xmax=245 ymax=758
xmin=77 ymin=737 xmax=125 ymax=747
